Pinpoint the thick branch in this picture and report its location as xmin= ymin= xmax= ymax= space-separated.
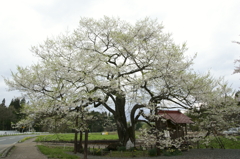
xmin=130 ymin=104 xmax=145 ymax=124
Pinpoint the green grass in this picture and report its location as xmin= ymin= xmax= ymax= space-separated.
xmin=36 ymin=132 xmax=119 ymax=142
xmin=104 ymin=150 xmax=149 ymax=157
xmin=198 ymin=136 xmax=240 ymax=149
xmin=35 ymin=133 xmax=240 ymax=158
xmin=18 ymin=136 xmax=36 ymax=143
xmin=37 ymin=145 xmax=78 ymax=159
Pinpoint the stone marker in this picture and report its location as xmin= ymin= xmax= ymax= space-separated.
xmin=126 ymin=139 xmax=134 ymax=150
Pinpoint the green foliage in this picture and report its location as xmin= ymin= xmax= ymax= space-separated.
xmin=135 ymin=122 xmax=144 ymax=130
xmin=0 ymin=98 xmax=5 ymax=107
xmin=117 ymin=146 xmax=126 ymax=152
xmin=162 ymin=148 xmax=182 ymax=156
xmin=0 ymin=99 xmax=18 ymax=130
xmin=0 ymin=98 xmax=26 ymax=131
xmin=18 ymin=136 xmax=35 ymax=143
xmin=199 ymin=136 xmax=240 ymax=149
xmin=37 ymin=145 xmax=77 ymax=159
xmin=104 ymin=149 xmax=148 ymax=157
xmin=92 ymin=148 xmax=102 ymax=155
xmin=88 ymin=111 xmax=105 ymax=132
xmin=148 ymin=148 xmax=157 ymax=156
xmin=128 ymin=147 xmax=138 ymax=151
xmin=87 ymin=111 xmax=117 ymax=132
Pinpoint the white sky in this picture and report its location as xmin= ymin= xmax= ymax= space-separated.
xmin=1 ymin=0 xmax=240 ymax=105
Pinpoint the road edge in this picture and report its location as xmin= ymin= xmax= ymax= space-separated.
xmin=1 ymin=145 xmax=15 ymax=158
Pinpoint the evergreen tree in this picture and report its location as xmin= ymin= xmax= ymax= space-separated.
xmin=0 ymin=99 xmax=17 ymax=130
xmin=235 ymin=91 xmax=240 ymax=106
xmin=0 ymin=98 xmax=6 ymax=107
xmin=9 ymin=98 xmax=23 ymax=121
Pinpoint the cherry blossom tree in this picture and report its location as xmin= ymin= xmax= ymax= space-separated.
xmin=5 ymin=48 xmax=92 ymax=154
xmin=5 ymin=16 xmax=235 ymax=149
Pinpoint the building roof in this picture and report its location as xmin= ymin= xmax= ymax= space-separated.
xmin=158 ymin=110 xmax=194 ymax=124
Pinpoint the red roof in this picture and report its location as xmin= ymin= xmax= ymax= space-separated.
xmin=158 ymin=110 xmax=193 ymax=124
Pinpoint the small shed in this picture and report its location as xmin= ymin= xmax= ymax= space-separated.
xmin=157 ymin=110 xmax=193 ymax=139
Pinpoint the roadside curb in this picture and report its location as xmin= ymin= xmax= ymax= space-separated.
xmin=1 ymin=145 xmax=14 ymax=158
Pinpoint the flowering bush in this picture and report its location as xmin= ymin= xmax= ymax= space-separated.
xmin=138 ymin=128 xmax=184 ymax=150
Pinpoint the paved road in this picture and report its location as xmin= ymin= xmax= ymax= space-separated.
xmin=0 ymin=135 xmax=36 ymax=153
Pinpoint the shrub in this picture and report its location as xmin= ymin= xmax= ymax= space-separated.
xmin=107 ymin=143 xmax=121 ymax=151
xmin=128 ymin=147 xmax=138 ymax=151
xmin=93 ymin=148 xmax=102 ymax=156
xmin=163 ymin=148 xmax=182 ymax=156
xmin=103 ymin=147 xmax=109 ymax=152
xmin=117 ymin=146 xmax=126 ymax=152
xmin=148 ymin=148 xmax=157 ymax=156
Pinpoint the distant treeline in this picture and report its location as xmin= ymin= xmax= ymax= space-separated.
xmin=0 ymin=98 xmax=119 ymax=132
xmin=0 ymin=98 xmax=25 ymax=130
xmin=0 ymin=98 xmax=145 ymax=133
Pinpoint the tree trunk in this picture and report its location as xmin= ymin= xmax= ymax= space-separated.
xmin=103 ymin=94 xmax=140 ymax=146
xmin=114 ymin=95 xmax=130 ymax=146
xmin=79 ymin=131 xmax=83 ymax=152
xmin=113 ymin=96 xmax=145 ymax=146
xmin=74 ymin=116 xmax=79 ymax=154
xmin=84 ymin=130 xmax=88 ymax=159
xmin=155 ymin=108 xmax=161 ymax=156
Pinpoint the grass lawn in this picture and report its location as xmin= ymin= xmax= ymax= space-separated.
xmin=37 ymin=145 xmax=78 ymax=159
xmin=35 ymin=132 xmax=240 ymax=158
xmin=36 ymin=132 xmax=119 ymax=142
xmin=36 ymin=133 xmax=240 ymax=149
xmin=35 ymin=134 xmax=240 ymax=158
xmin=104 ymin=150 xmax=149 ymax=157
xmin=198 ymin=136 xmax=240 ymax=149
xmin=18 ymin=136 xmax=36 ymax=143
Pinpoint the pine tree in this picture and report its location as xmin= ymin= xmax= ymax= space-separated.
xmin=0 ymin=98 xmax=6 ymax=107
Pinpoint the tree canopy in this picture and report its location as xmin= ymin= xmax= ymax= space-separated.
xmin=5 ymin=16 xmax=237 ymax=147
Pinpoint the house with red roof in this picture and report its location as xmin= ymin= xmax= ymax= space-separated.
xmin=157 ymin=110 xmax=194 ymax=139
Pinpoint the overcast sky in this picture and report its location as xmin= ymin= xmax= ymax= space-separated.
xmin=1 ymin=0 xmax=240 ymax=106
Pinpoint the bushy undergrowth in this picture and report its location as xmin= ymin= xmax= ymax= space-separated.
xmin=162 ymin=148 xmax=182 ymax=156
xmin=117 ymin=146 xmax=126 ymax=151
xmin=148 ymin=148 xmax=157 ymax=156
xmin=92 ymin=148 xmax=102 ymax=156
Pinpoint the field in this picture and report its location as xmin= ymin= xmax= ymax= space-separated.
xmin=36 ymin=133 xmax=240 ymax=149
xmin=36 ymin=132 xmax=119 ymax=142
xmin=35 ymin=133 xmax=240 ymax=158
